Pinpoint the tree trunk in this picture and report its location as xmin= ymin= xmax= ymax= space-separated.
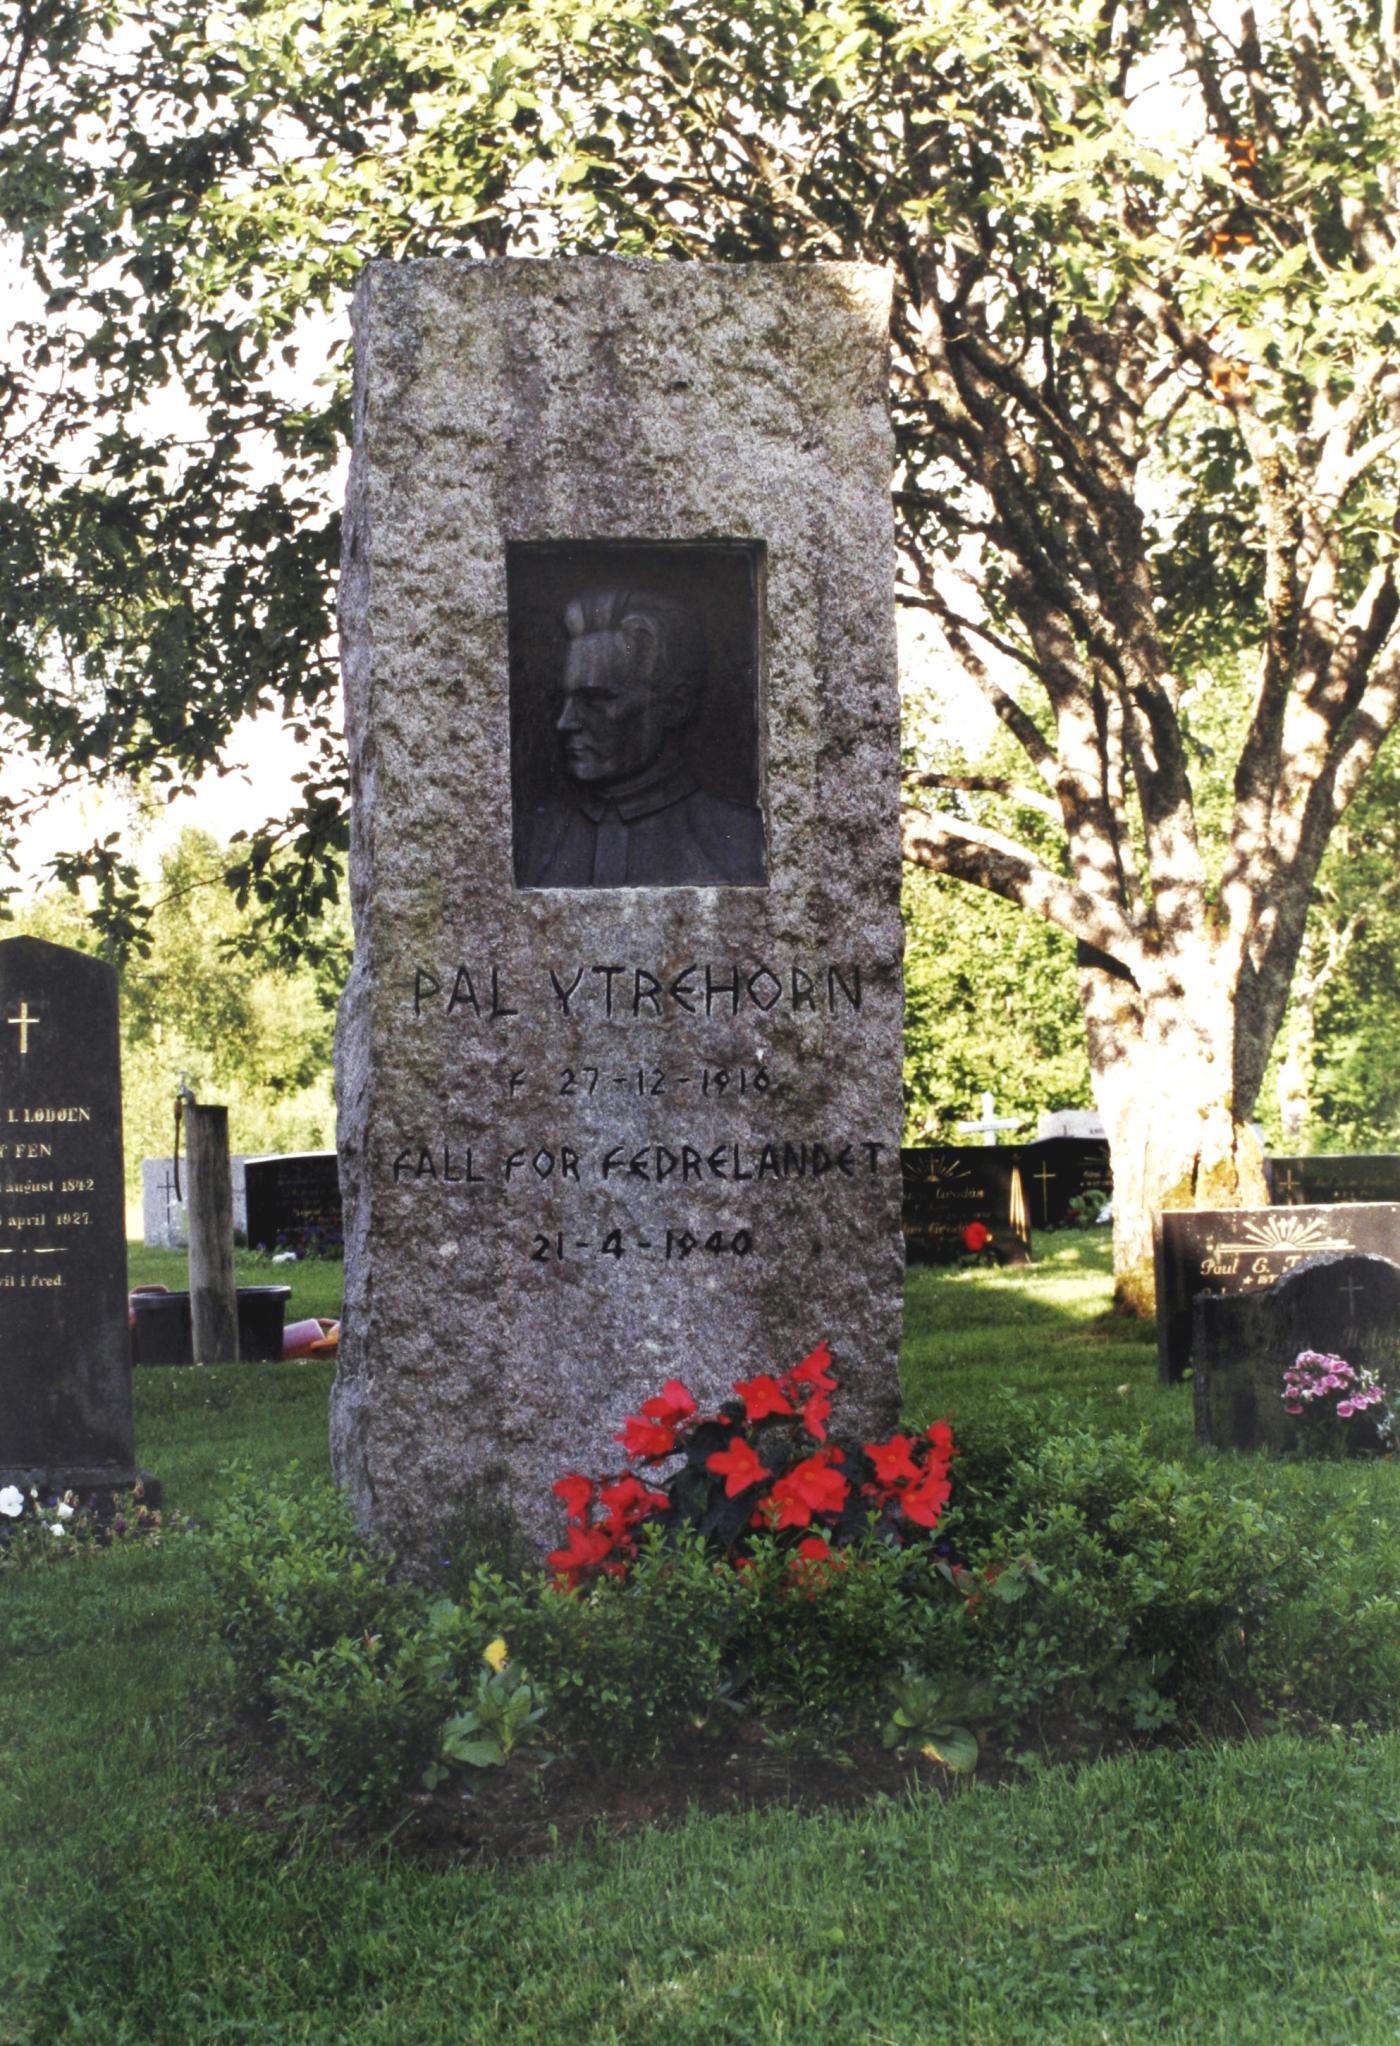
xmin=1077 ymin=946 xmax=1270 ymax=1314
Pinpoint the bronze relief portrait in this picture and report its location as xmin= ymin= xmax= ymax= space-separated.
xmin=509 ymin=542 xmax=767 ymax=889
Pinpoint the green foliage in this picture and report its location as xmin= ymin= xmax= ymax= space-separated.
xmin=435 ymin=1656 xmax=550 ymax=1775
xmin=9 ymin=1251 xmax=1400 ymax=2039
xmin=202 ymin=1463 xmax=405 ymax=1706
xmin=6 ymin=0 xmax=1399 ymax=983
xmin=268 ymin=1596 xmax=483 ymax=1806
xmin=459 ymin=1530 xmax=748 ymax=1763
xmin=8 ymin=826 xmax=343 ymax=1194
xmin=1263 ymin=729 xmax=1400 ymax=1152
xmin=902 ymin=861 xmax=1090 ymax=1141
xmin=950 ymin=1430 xmax=1283 ymax=1726
xmin=735 ymin=1534 xmax=968 ymax=1726
xmin=881 ymin=1665 xmax=987 ymax=1773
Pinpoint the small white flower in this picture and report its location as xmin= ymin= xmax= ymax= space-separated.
xmin=0 ymin=1485 xmax=23 ymax=1517
xmin=49 ymin=1522 xmax=65 ymax=1538
xmin=56 ymin=1501 xmax=74 ymax=1520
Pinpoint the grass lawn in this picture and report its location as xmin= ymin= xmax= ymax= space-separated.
xmin=2 ymin=1236 xmax=1399 ymax=2044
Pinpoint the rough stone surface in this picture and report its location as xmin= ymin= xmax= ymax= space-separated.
xmin=1193 ymin=1252 xmax=1400 ymax=1451
xmin=0 ymin=936 xmax=144 ymax=1488
xmin=332 ymin=258 xmax=904 ymax=1558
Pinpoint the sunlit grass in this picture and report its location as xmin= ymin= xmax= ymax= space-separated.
xmin=2 ymin=1238 xmax=1398 ymax=2042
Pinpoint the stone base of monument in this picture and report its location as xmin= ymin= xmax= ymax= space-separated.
xmin=1192 ymin=1251 xmax=1400 ymax=1452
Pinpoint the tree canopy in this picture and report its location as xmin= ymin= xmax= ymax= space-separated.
xmin=5 ymin=0 xmax=1400 ymax=1294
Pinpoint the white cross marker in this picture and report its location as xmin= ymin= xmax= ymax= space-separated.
xmin=957 ymin=1091 xmax=1022 ymax=1148
xmin=6 ymin=1001 xmax=38 ymax=1055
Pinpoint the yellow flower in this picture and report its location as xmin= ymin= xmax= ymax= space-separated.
xmin=483 ymin=1636 xmax=509 ymax=1672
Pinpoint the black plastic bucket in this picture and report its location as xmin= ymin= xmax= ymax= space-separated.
xmin=130 ymin=1291 xmax=193 ymax=1366
xmin=237 ymin=1285 xmax=293 ymax=1362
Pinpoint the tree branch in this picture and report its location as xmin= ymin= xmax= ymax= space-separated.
xmin=901 ymin=802 xmax=1144 ymax=969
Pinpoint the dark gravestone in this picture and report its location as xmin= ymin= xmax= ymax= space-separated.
xmin=244 ymin=1152 xmax=343 ymax=1257
xmin=1020 ymin=1137 xmax=1113 ymax=1230
xmin=0 ymin=936 xmax=149 ymax=1491
xmin=1154 ymin=1202 xmax=1400 ymax=1384
xmin=901 ymin=1147 xmax=1032 ymax=1265
xmin=1267 ymin=1154 xmax=1400 ymax=1206
xmin=1193 ymin=1253 xmax=1400 ymax=1450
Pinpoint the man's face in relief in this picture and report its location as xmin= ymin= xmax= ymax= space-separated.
xmin=555 ymin=628 xmax=674 ymax=788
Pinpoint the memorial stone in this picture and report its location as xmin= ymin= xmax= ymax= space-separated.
xmin=141 ymin=1153 xmax=248 ymax=1249
xmin=1154 ymin=1202 xmax=1400 ymax=1383
xmin=332 ymin=257 xmax=905 ymax=1557
xmin=1037 ymin=1109 xmax=1108 ymax=1142
xmin=0 ymin=936 xmax=149 ymax=1491
xmin=1266 ymin=1153 xmax=1400 ymax=1206
xmin=1020 ymin=1136 xmax=1113 ymax=1230
xmin=900 ymin=1147 xmax=1031 ymax=1264
xmin=1193 ymin=1252 xmax=1400 ymax=1451
xmin=244 ymin=1151 xmax=343 ymax=1256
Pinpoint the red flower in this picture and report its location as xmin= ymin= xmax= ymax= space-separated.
xmin=615 ymin=1414 xmax=678 ymax=1460
xmin=641 ymin=1378 xmax=697 ymax=1427
xmin=898 ymin=1468 xmax=952 ymax=1529
xmin=733 ymin=1373 xmax=794 ymax=1421
xmin=785 ymin=1340 xmax=837 ymax=1392
xmin=961 ymin=1221 xmax=990 ymax=1252
xmin=800 ymin=1387 xmax=833 ymax=1442
xmin=769 ymin=1450 xmax=849 ymax=1528
xmin=787 ymin=1534 xmax=849 ymax=1588
xmin=552 ymin=1472 xmax=594 ymax=1523
xmin=707 ymin=1437 xmax=769 ymax=1498
xmin=864 ymin=1433 xmax=922 ymax=1488
xmin=598 ymin=1474 xmax=669 ymax=1536
xmin=924 ymin=1419 xmax=957 ymax=1461
xmin=545 ymin=1522 xmax=614 ymax=1586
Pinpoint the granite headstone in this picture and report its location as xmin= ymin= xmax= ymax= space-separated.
xmin=141 ymin=1152 xmax=249 ymax=1250
xmin=1020 ymin=1136 xmax=1112 ymax=1230
xmin=1193 ymin=1252 xmax=1400 ymax=1450
xmin=900 ymin=1147 xmax=1031 ymax=1264
xmin=0 ymin=936 xmax=149 ymax=1491
xmin=332 ymin=257 xmax=905 ymax=1558
xmin=1266 ymin=1154 xmax=1400 ymax=1206
xmin=244 ymin=1152 xmax=343 ymax=1256
xmin=1154 ymin=1202 xmax=1400 ymax=1383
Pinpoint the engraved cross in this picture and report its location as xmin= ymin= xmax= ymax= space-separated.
xmin=6 ymin=1001 xmax=38 ymax=1055
xmin=1341 ymin=1274 xmax=1364 ymax=1315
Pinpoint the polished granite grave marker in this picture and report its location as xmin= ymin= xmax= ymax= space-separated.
xmin=1266 ymin=1154 xmax=1400 ymax=1206
xmin=332 ymin=257 xmax=904 ymax=1556
xmin=244 ymin=1151 xmax=343 ymax=1257
xmin=1193 ymin=1252 xmax=1400 ymax=1451
xmin=1154 ymin=1202 xmax=1400 ymax=1384
xmin=1020 ymin=1136 xmax=1112 ymax=1230
xmin=900 ymin=1147 xmax=1031 ymax=1264
xmin=0 ymin=935 xmax=148 ymax=1491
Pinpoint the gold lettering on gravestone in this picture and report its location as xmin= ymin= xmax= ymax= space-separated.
xmin=1205 ymin=1210 xmax=1356 ymax=1290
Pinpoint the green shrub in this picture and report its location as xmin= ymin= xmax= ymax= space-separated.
xmin=203 ymin=1466 xmax=410 ymax=1706
xmin=733 ymin=1534 xmax=969 ymax=1723
xmin=267 ymin=1596 xmax=482 ymax=1805
xmin=461 ymin=1528 xmax=748 ymax=1761
xmin=957 ymin=1431 xmax=1286 ymax=1727
xmin=1247 ymin=1494 xmax=1400 ymax=1726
